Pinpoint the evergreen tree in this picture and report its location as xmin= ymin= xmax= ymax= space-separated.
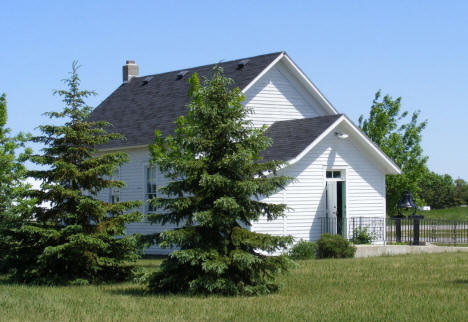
xmin=359 ymin=91 xmax=428 ymax=215
xmin=0 ymin=93 xmax=32 ymax=272
xmin=4 ymin=62 xmax=143 ymax=284
xmin=147 ymin=67 xmax=294 ymax=295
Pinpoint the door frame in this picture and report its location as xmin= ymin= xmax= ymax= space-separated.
xmin=324 ymin=168 xmax=347 ymax=237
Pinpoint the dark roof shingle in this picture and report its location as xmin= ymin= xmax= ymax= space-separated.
xmin=90 ymin=52 xmax=342 ymax=163
xmin=261 ymin=115 xmax=342 ymax=162
xmin=89 ymin=52 xmax=282 ymax=149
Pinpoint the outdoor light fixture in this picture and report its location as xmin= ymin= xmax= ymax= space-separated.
xmin=334 ymin=132 xmax=349 ymax=139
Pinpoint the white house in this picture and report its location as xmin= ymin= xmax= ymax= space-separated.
xmin=89 ymin=52 xmax=401 ymax=253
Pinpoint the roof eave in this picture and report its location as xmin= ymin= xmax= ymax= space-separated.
xmin=287 ymin=115 xmax=345 ymax=166
xmin=286 ymin=115 xmax=401 ymax=175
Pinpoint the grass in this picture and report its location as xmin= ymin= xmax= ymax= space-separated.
xmin=1 ymin=253 xmax=468 ymax=321
xmin=420 ymin=207 xmax=468 ymax=221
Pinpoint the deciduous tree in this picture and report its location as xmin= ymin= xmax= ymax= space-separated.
xmin=359 ymin=91 xmax=427 ymax=215
xmin=419 ymin=170 xmax=456 ymax=209
xmin=454 ymin=178 xmax=468 ymax=206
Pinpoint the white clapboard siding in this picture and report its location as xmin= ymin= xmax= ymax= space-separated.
xmin=251 ymin=124 xmax=386 ymax=242
xmin=94 ymin=61 xmax=387 ymax=254
xmin=99 ymin=128 xmax=386 ymax=253
xmin=102 ymin=148 xmax=177 ymax=255
xmin=243 ymin=62 xmax=328 ymax=128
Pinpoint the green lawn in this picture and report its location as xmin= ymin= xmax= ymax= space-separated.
xmin=1 ymin=253 xmax=468 ymax=321
xmin=419 ymin=207 xmax=468 ymax=221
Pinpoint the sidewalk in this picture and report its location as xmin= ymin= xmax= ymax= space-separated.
xmin=355 ymin=244 xmax=468 ymax=258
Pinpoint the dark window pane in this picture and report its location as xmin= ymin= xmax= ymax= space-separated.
xmin=333 ymin=171 xmax=341 ymax=178
xmin=146 ymin=166 xmax=157 ymax=212
xmin=326 ymin=171 xmax=332 ymax=178
xmin=147 ymin=193 xmax=157 ymax=212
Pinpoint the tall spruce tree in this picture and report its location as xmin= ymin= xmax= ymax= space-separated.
xmin=4 ymin=62 xmax=143 ymax=284
xmin=147 ymin=67 xmax=294 ymax=296
xmin=0 ymin=93 xmax=32 ymax=272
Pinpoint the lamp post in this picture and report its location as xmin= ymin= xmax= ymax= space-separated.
xmin=395 ymin=190 xmax=424 ymax=245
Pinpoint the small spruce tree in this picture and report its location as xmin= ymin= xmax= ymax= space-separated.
xmin=147 ymin=67 xmax=294 ymax=295
xmin=4 ymin=62 xmax=143 ymax=284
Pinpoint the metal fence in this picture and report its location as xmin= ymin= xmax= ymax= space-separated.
xmin=320 ymin=217 xmax=385 ymax=243
xmin=320 ymin=216 xmax=468 ymax=245
xmin=386 ymin=217 xmax=468 ymax=245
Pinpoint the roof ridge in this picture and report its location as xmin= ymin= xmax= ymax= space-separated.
xmin=132 ymin=51 xmax=284 ymax=80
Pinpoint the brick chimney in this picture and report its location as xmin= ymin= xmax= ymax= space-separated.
xmin=122 ymin=60 xmax=139 ymax=82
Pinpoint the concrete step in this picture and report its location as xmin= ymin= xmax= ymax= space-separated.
xmin=355 ymin=244 xmax=468 ymax=258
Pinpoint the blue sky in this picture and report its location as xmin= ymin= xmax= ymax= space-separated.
xmin=1 ymin=1 xmax=467 ymax=179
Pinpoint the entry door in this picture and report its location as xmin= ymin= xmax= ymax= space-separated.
xmin=326 ymin=181 xmax=338 ymax=234
xmin=338 ymin=181 xmax=346 ymax=237
xmin=326 ymin=181 xmax=346 ymax=236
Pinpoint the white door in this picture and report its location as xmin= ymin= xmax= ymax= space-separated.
xmin=326 ymin=181 xmax=338 ymax=234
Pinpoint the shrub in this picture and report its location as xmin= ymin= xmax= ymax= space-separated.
xmin=352 ymin=228 xmax=374 ymax=244
xmin=289 ymin=240 xmax=317 ymax=260
xmin=317 ymin=234 xmax=356 ymax=259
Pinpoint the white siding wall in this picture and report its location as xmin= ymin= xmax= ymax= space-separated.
xmin=251 ymin=124 xmax=386 ymax=242
xmin=99 ymin=148 xmax=176 ymax=255
xmin=96 ymin=63 xmax=387 ymax=253
xmin=244 ymin=62 xmax=328 ymax=128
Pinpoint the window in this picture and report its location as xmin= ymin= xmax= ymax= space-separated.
xmin=326 ymin=170 xmax=342 ymax=179
xmin=109 ymin=169 xmax=120 ymax=204
xmin=146 ymin=166 xmax=157 ymax=212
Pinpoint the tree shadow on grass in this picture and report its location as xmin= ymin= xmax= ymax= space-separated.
xmin=451 ymin=279 xmax=468 ymax=284
xmin=107 ymin=286 xmax=197 ymax=298
xmin=0 ymin=276 xmax=14 ymax=286
xmin=107 ymin=286 xmax=238 ymax=299
xmin=0 ymin=275 xmax=34 ymax=286
xmin=107 ymin=286 xmax=150 ymax=297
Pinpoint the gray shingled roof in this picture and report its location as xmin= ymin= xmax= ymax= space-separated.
xmin=89 ymin=52 xmax=282 ymax=149
xmin=90 ymin=52 xmax=343 ymax=164
xmin=261 ymin=115 xmax=343 ymax=162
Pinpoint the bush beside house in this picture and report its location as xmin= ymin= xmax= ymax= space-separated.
xmin=289 ymin=240 xmax=317 ymax=260
xmin=317 ymin=234 xmax=356 ymax=258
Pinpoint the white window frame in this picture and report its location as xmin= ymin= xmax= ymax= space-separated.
xmin=145 ymin=165 xmax=157 ymax=213
xmin=325 ymin=169 xmax=345 ymax=181
xmin=109 ymin=168 xmax=121 ymax=204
